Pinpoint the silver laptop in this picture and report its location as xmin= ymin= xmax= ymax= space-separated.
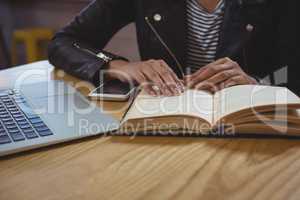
xmin=0 ymin=80 xmax=119 ymax=156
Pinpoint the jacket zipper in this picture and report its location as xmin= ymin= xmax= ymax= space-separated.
xmin=144 ymin=17 xmax=185 ymax=78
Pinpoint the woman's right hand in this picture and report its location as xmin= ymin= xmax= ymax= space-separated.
xmin=106 ymin=59 xmax=184 ymax=96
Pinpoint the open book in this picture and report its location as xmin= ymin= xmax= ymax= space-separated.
xmin=118 ymin=85 xmax=300 ymax=136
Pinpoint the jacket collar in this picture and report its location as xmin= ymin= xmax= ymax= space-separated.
xmin=145 ymin=0 xmax=255 ymax=67
xmin=215 ymin=0 xmax=253 ymax=59
xmin=145 ymin=0 xmax=187 ymax=70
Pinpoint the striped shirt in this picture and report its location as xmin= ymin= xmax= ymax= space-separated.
xmin=186 ymin=0 xmax=225 ymax=73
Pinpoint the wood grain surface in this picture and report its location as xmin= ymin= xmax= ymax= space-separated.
xmin=1 ymin=61 xmax=300 ymax=200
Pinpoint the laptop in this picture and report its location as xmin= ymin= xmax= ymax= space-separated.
xmin=0 ymin=80 xmax=119 ymax=156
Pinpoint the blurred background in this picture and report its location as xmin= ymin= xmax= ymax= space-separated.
xmin=0 ymin=0 xmax=140 ymax=70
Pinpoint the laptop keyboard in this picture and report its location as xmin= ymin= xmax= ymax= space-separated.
xmin=0 ymin=89 xmax=53 ymax=145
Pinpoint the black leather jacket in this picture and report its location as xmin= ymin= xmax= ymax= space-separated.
xmin=48 ymin=0 xmax=300 ymax=94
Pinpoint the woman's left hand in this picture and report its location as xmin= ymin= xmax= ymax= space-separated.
xmin=184 ymin=57 xmax=258 ymax=92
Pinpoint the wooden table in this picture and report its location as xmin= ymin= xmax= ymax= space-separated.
xmin=1 ymin=61 xmax=300 ymax=200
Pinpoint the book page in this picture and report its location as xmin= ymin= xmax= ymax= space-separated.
xmin=214 ymin=85 xmax=300 ymax=123
xmin=123 ymin=89 xmax=214 ymax=124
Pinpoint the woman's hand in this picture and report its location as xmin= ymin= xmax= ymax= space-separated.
xmin=107 ymin=59 xmax=184 ymax=96
xmin=184 ymin=57 xmax=258 ymax=93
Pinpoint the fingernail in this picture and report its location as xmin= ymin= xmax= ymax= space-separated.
xmin=147 ymin=90 xmax=154 ymax=96
xmin=165 ymin=89 xmax=172 ymax=96
xmin=173 ymin=89 xmax=179 ymax=96
xmin=149 ymin=91 xmax=155 ymax=96
xmin=180 ymin=85 xmax=185 ymax=92
xmin=176 ymin=87 xmax=182 ymax=94
xmin=156 ymin=90 xmax=161 ymax=96
xmin=176 ymin=83 xmax=183 ymax=92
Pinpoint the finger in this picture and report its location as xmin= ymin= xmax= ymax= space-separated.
xmin=192 ymin=58 xmax=228 ymax=75
xmin=184 ymin=59 xmax=231 ymax=87
xmin=158 ymin=69 xmax=181 ymax=95
xmin=217 ymin=81 xmax=227 ymax=91
xmin=223 ymin=75 xmax=245 ymax=88
xmin=133 ymin=72 xmax=147 ymax=85
xmin=184 ymin=66 xmax=209 ymax=89
xmin=157 ymin=71 xmax=178 ymax=96
xmin=186 ymin=64 xmax=209 ymax=80
xmin=191 ymin=63 xmax=233 ymax=83
xmin=203 ymin=69 xmax=240 ymax=86
xmin=218 ymin=57 xmax=233 ymax=64
xmin=143 ymin=83 xmax=159 ymax=96
xmin=170 ymin=72 xmax=185 ymax=92
xmin=158 ymin=60 xmax=184 ymax=93
xmin=136 ymin=74 xmax=161 ymax=96
xmin=209 ymin=58 xmax=236 ymax=71
xmin=223 ymin=80 xmax=238 ymax=88
xmin=142 ymin=62 xmax=166 ymax=94
xmin=188 ymin=63 xmax=234 ymax=88
xmin=188 ymin=57 xmax=232 ymax=79
xmin=158 ymin=60 xmax=181 ymax=81
xmin=143 ymin=84 xmax=155 ymax=96
xmin=218 ymin=74 xmax=253 ymax=90
xmin=194 ymin=81 xmax=219 ymax=93
xmin=141 ymin=81 xmax=163 ymax=96
xmin=144 ymin=61 xmax=173 ymax=96
xmin=150 ymin=60 xmax=178 ymax=95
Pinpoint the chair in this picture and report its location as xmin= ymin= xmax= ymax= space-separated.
xmin=11 ymin=28 xmax=54 ymax=65
xmin=0 ymin=25 xmax=11 ymax=69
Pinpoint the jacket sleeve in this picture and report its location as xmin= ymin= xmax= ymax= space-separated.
xmin=276 ymin=0 xmax=300 ymax=94
xmin=48 ymin=0 xmax=134 ymax=85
